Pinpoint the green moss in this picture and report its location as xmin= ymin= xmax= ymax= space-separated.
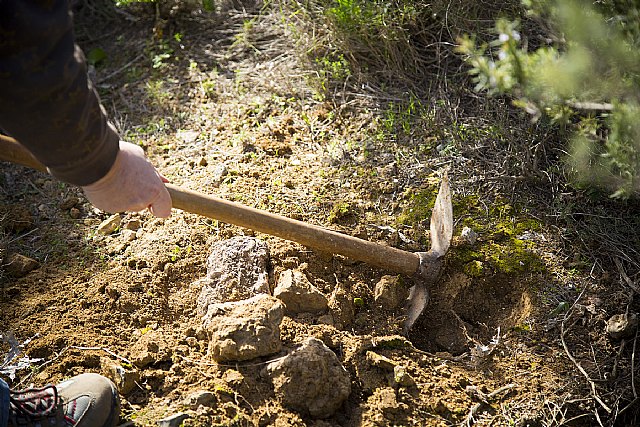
xmin=396 ymin=185 xmax=438 ymax=226
xmin=399 ymin=184 xmax=546 ymax=277
xmin=450 ymin=246 xmax=482 ymax=264
xmin=484 ymin=239 xmax=544 ymax=274
xmin=463 ymin=260 xmax=485 ymax=277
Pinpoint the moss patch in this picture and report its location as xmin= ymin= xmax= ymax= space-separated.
xmin=396 ymin=185 xmax=438 ymax=226
xmin=449 ymin=196 xmax=546 ymax=276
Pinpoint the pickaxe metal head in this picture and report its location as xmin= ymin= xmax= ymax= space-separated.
xmin=404 ymin=174 xmax=453 ymax=334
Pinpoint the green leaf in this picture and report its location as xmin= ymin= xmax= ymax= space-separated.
xmin=87 ymin=47 xmax=107 ymax=67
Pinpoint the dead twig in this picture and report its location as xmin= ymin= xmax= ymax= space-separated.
xmin=560 ymin=285 xmax=612 ymax=417
xmin=618 ymin=327 xmax=640 ymax=416
xmin=462 ymin=383 xmax=517 ymax=427
xmin=97 ymin=53 xmax=146 ymax=85
xmin=17 ymin=345 xmax=132 ymax=387
xmin=614 ymin=257 xmax=640 ymax=294
xmin=176 ymin=353 xmax=287 ymax=368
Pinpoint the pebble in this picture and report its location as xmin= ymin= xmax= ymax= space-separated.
xmin=121 ymin=229 xmax=137 ymax=242
xmin=60 ymin=196 xmax=79 ymax=210
xmin=157 ymin=413 xmax=191 ymax=427
xmin=392 ymin=365 xmax=416 ymax=388
xmin=211 ymin=164 xmax=228 ymax=183
xmin=4 ymin=253 xmax=39 ymax=277
xmin=273 ymin=269 xmax=328 ymax=314
xmin=106 ymin=364 xmax=140 ymax=394
xmin=97 ymin=214 xmax=121 ymax=235
xmin=185 ymin=391 xmax=215 ymax=409
xmin=124 ymin=219 xmax=142 ymax=231
xmin=366 ymin=351 xmax=396 ymax=371
xmin=69 ymin=208 xmax=82 ymax=219
xmin=606 ymin=313 xmax=638 ymax=340
xmin=374 ymin=275 xmax=408 ymax=310
xmin=461 ymin=227 xmax=478 ymax=245
xmin=317 ymin=314 xmax=334 ymax=326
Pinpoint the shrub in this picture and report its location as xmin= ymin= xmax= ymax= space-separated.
xmin=457 ymin=0 xmax=640 ymax=197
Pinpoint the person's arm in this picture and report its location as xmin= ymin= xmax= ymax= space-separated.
xmin=0 ymin=0 xmax=171 ymax=217
xmin=0 ymin=0 xmax=118 ymax=185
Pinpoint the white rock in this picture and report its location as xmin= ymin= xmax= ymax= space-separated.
xmin=461 ymin=226 xmax=478 ymax=245
xmin=196 ymin=237 xmax=270 ymax=311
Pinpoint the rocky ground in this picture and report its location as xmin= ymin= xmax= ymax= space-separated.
xmin=2 ymin=1 xmax=640 ymax=426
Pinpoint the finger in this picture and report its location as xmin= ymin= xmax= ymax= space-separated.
xmin=148 ymin=186 xmax=172 ymax=218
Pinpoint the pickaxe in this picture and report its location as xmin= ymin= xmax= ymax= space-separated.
xmin=0 ymin=134 xmax=453 ymax=332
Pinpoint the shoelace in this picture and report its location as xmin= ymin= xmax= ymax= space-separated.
xmin=9 ymin=385 xmax=59 ymax=419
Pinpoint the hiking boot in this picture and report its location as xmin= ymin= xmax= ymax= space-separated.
xmin=9 ymin=373 xmax=119 ymax=427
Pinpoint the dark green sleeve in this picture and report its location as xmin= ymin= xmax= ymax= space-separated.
xmin=0 ymin=0 xmax=119 ymax=186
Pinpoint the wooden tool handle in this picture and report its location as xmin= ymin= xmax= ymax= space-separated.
xmin=167 ymin=184 xmax=420 ymax=275
xmin=0 ymin=134 xmax=47 ymax=173
xmin=0 ymin=134 xmax=421 ymax=276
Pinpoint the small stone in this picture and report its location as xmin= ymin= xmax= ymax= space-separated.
xmin=196 ymin=237 xmax=270 ymax=307
xmin=185 ymin=391 xmax=216 ymax=409
xmin=130 ymin=330 xmax=173 ymax=368
xmin=212 ymin=163 xmax=228 ymax=183
xmin=203 ymin=294 xmax=284 ymax=362
xmin=123 ymin=219 xmax=142 ymax=231
xmin=374 ymin=276 xmax=408 ymax=310
xmin=198 ymin=156 xmax=208 ymax=167
xmin=121 ymin=229 xmax=137 ymax=242
xmin=267 ymin=337 xmax=351 ymax=418
xmin=274 ymin=269 xmax=328 ymax=314
xmin=317 ymin=314 xmax=334 ymax=326
xmin=157 ymin=413 xmax=191 ymax=427
xmin=4 ymin=253 xmax=39 ymax=277
xmin=606 ymin=313 xmax=638 ymax=340
xmin=392 ymin=365 xmax=416 ymax=388
xmin=177 ymin=130 xmax=199 ymax=143
xmin=366 ymin=351 xmax=396 ymax=371
xmin=223 ymin=369 xmax=244 ymax=387
xmin=97 ymin=214 xmax=121 ymax=235
xmin=328 ymin=283 xmax=355 ymax=329
xmin=107 ymin=364 xmax=140 ymax=394
xmin=60 ymin=196 xmax=79 ymax=210
xmin=461 ymin=227 xmax=478 ymax=245
xmin=69 ymin=208 xmax=82 ymax=219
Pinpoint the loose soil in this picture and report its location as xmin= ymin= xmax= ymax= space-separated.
xmin=2 ymin=2 xmax=640 ymax=426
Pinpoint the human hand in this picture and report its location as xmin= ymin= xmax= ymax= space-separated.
xmin=82 ymin=141 xmax=172 ymax=217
